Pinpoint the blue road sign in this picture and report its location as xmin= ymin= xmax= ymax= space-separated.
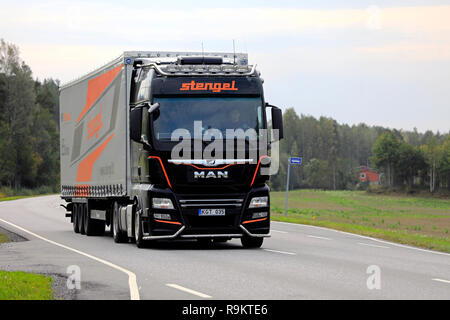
xmin=289 ymin=157 xmax=302 ymax=165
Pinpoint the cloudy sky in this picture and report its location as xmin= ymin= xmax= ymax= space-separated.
xmin=1 ymin=0 xmax=449 ymax=133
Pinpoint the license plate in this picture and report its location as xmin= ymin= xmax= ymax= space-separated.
xmin=199 ymin=209 xmax=225 ymax=216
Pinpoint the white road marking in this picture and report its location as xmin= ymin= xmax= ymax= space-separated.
xmin=307 ymin=235 xmax=331 ymax=241
xmin=272 ymin=221 xmax=450 ymax=257
xmin=432 ymin=278 xmax=450 ymax=284
xmin=166 ymin=283 xmax=212 ymax=298
xmin=0 ymin=218 xmax=140 ymax=300
xmin=263 ymin=249 xmax=296 ymax=255
xmin=271 ymin=229 xmax=288 ymax=234
xmin=358 ymin=242 xmax=390 ymax=249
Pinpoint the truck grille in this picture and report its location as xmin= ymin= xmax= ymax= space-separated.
xmin=178 ymin=198 xmax=243 ymax=208
xmin=176 ymin=194 xmax=245 ymax=232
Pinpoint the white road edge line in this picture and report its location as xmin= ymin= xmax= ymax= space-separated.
xmin=358 ymin=242 xmax=390 ymax=249
xmin=272 ymin=221 xmax=450 ymax=257
xmin=432 ymin=278 xmax=450 ymax=284
xmin=307 ymin=235 xmax=331 ymax=241
xmin=166 ymin=283 xmax=212 ymax=298
xmin=263 ymin=249 xmax=296 ymax=255
xmin=271 ymin=229 xmax=288 ymax=234
xmin=0 ymin=218 xmax=140 ymax=300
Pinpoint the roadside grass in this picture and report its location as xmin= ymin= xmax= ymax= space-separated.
xmin=271 ymin=189 xmax=450 ymax=253
xmin=0 ymin=233 xmax=8 ymax=243
xmin=0 ymin=271 xmax=53 ymax=300
xmin=0 ymin=188 xmax=57 ymax=300
xmin=0 ymin=186 xmax=58 ymax=202
xmin=0 ymin=195 xmax=53 ymax=202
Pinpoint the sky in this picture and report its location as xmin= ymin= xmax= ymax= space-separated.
xmin=1 ymin=0 xmax=449 ymax=133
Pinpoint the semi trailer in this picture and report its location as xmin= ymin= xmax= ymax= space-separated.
xmin=59 ymin=51 xmax=283 ymax=248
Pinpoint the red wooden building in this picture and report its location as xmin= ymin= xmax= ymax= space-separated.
xmin=358 ymin=166 xmax=380 ymax=185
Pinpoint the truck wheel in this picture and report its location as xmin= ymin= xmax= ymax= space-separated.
xmin=241 ymin=236 xmax=263 ymax=248
xmin=73 ymin=204 xmax=80 ymax=233
xmin=79 ymin=204 xmax=86 ymax=235
xmin=134 ymin=202 xmax=146 ymax=248
xmin=112 ymin=202 xmax=127 ymax=243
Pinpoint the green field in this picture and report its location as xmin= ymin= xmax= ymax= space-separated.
xmin=271 ymin=189 xmax=450 ymax=253
xmin=0 ymin=271 xmax=53 ymax=300
xmin=0 ymin=233 xmax=8 ymax=243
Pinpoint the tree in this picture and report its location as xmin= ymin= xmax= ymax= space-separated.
xmin=422 ymin=136 xmax=442 ymax=193
xmin=372 ymin=132 xmax=402 ymax=187
xmin=440 ymin=137 xmax=450 ymax=190
xmin=396 ymin=143 xmax=426 ymax=188
xmin=304 ymin=158 xmax=331 ymax=189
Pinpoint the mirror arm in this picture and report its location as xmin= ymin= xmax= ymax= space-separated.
xmin=140 ymin=134 xmax=152 ymax=150
xmin=148 ymin=102 xmax=160 ymax=114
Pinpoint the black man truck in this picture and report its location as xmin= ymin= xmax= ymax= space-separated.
xmin=59 ymin=51 xmax=283 ymax=248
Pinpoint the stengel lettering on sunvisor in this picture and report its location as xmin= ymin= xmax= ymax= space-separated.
xmin=180 ymin=80 xmax=238 ymax=93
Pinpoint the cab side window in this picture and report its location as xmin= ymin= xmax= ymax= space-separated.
xmin=136 ymin=69 xmax=150 ymax=103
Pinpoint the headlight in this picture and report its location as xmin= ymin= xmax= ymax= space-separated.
xmin=152 ymin=198 xmax=174 ymax=209
xmin=248 ymin=196 xmax=268 ymax=208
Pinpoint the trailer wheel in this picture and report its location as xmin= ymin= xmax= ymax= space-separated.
xmin=112 ymin=202 xmax=127 ymax=243
xmin=73 ymin=204 xmax=80 ymax=233
xmin=241 ymin=236 xmax=263 ymax=248
xmin=84 ymin=203 xmax=105 ymax=236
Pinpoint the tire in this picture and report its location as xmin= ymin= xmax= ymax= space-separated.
xmin=73 ymin=204 xmax=80 ymax=233
xmin=112 ymin=202 xmax=127 ymax=243
xmin=84 ymin=203 xmax=105 ymax=236
xmin=79 ymin=203 xmax=85 ymax=235
xmin=241 ymin=236 xmax=264 ymax=248
xmin=134 ymin=201 xmax=146 ymax=248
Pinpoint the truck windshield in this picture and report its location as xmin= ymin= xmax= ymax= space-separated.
xmin=152 ymin=97 xmax=263 ymax=141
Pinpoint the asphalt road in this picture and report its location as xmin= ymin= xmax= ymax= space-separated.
xmin=0 ymin=195 xmax=449 ymax=300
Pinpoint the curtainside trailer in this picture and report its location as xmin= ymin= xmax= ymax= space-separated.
xmin=59 ymin=51 xmax=283 ymax=248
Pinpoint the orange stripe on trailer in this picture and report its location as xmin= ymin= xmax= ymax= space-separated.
xmin=250 ymin=155 xmax=269 ymax=187
xmin=154 ymin=219 xmax=182 ymax=225
xmin=76 ymin=64 xmax=123 ymax=124
xmin=242 ymin=217 xmax=268 ymax=224
xmin=76 ymin=134 xmax=114 ymax=182
xmin=148 ymin=156 xmax=172 ymax=188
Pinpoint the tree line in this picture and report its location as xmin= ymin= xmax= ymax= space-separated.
xmin=0 ymin=39 xmax=60 ymax=192
xmin=269 ymin=108 xmax=450 ymax=193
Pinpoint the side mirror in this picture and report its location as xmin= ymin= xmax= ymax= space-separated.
xmin=130 ymin=106 xmax=143 ymax=143
xmin=270 ymin=105 xmax=284 ymax=140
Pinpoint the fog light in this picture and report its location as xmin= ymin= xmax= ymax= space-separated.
xmin=154 ymin=213 xmax=171 ymax=220
xmin=152 ymin=198 xmax=174 ymax=209
xmin=252 ymin=212 xmax=268 ymax=219
xmin=249 ymin=196 xmax=268 ymax=208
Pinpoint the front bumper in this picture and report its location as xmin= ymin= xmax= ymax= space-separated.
xmin=141 ymin=184 xmax=270 ymax=240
